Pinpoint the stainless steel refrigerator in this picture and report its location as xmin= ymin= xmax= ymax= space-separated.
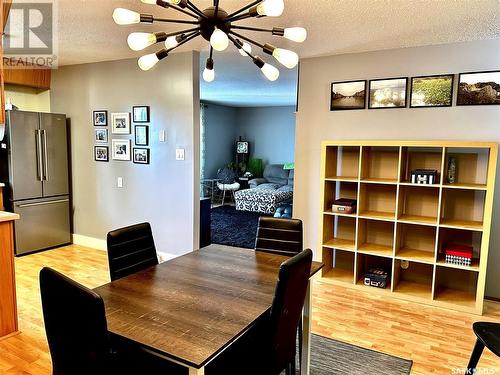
xmin=1 ymin=110 xmax=71 ymax=256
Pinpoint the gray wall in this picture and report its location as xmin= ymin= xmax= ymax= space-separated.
xmin=294 ymin=39 xmax=500 ymax=298
xmin=51 ymin=52 xmax=200 ymax=256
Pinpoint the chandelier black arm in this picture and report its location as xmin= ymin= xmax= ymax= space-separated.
xmin=229 ymin=30 xmax=265 ymax=49
xmin=228 ymin=34 xmax=257 ymax=61
xmin=165 ymin=26 xmax=200 ymax=38
xmin=153 ymin=17 xmax=199 ymax=25
xmin=209 ymin=46 xmax=214 ymax=60
xmin=231 ymin=25 xmax=272 ymax=33
xmin=214 ymin=0 xmax=220 ymax=18
xmin=227 ymin=0 xmax=261 ymax=19
xmin=186 ymin=1 xmax=206 ymax=18
xmin=166 ymin=31 xmax=201 ymax=53
xmin=226 ymin=12 xmax=255 ymax=23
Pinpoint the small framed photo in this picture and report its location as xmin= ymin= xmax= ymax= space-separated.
xmin=95 ymin=128 xmax=108 ymax=143
xmin=94 ymin=146 xmax=109 ymax=162
xmin=410 ymin=74 xmax=454 ymax=108
xmin=330 ymin=80 xmax=367 ymax=110
xmin=93 ymin=110 xmax=107 ymax=126
xmin=111 ymin=113 xmax=131 ymax=134
xmin=236 ymin=141 xmax=248 ymax=154
xmin=112 ymin=139 xmax=131 ymax=161
xmin=457 ymin=70 xmax=500 ymax=106
xmin=133 ymin=106 xmax=150 ymax=123
xmin=135 ymin=125 xmax=149 ymax=146
xmin=133 ymin=148 xmax=150 ymax=164
xmin=369 ymin=77 xmax=408 ymax=109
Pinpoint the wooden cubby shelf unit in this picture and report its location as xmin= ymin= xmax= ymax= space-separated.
xmin=320 ymin=141 xmax=498 ymax=314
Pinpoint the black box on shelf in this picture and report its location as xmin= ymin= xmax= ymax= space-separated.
xmin=411 ymin=169 xmax=438 ymax=185
xmin=332 ymin=198 xmax=357 ymax=214
xmin=364 ymin=268 xmax=389 ymax=289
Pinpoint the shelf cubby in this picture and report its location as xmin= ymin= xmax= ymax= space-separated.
xmin=324 ymin=146 xmax=360 ymax=180
xmin=358 ymin=183 xmax=397 ymax=220
xmin=395 ymin=223 xmax=436 ymax=264
xmin=440 ymin=188 xmax=485 ymax=230
xmin=400 ymin=147 xmax=443 ymax=184
xmin=397 ymin=185 xmax=439 ymax=225
xmin=322 ymin=248 xmax=355 ymax=284
xmin=357 ymin=219 xmax=394 ymax=257
xmin=360 ymin=146 xmax=400 ymax=183
xmin=434 ymin=266 xmax=478 ymax=309
xmin=393 ymin=260 xmax=433 ymax=299
xmin=437 ymin=228 xmax=482 ymax=271
xmin=322 ymin=214 xmax=356 ymax=251
xmin=356 ymin=253 xmax=393 ymax=291
xmin=443 ymin=147 xmax=490 ymax=189
xmin=323 ymin=180 xmax=358 ymax=215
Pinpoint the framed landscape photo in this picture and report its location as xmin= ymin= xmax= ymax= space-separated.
xmin=133 ymin=148 xmax=150 ymax=164
xmin=133 ymin=106 xmax=150 ymax=123
xmin=135 ymin=125 xmax=149 ymax=146
xmin=369 ymin=77 xmax=408 ymax=109
xmin=93 ymin=110 xmax=107 ymax=126
xmin=111 ymin=113 xmax=131 ymax=134
xmin=330 ymin=80 xmax=366 ymax=110
xmin=95 ymin=128 xmax=108 ymax=143
xmin=112 ymin=139 xmax=131 ymax=161
xmin=410 ymin=74 xmax=454 ymax=108
xmin=94 ymin=146 xmax=109 ymax=162
xmin=457 ymin=70 xmax=500 ymax=106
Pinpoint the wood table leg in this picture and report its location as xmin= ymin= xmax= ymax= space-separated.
xmin=189 ymin=367 xmax=205 ymax=375
xmin=301 ymin=280 xmax=312 ymax=375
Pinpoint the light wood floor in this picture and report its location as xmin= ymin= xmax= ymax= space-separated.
xmin=0 ymin=245 xmax=499 ymax=374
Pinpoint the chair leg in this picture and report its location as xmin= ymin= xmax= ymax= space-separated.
xmin=298 ymin=320 xmax=303 ymax=375
xmin=221 ymin=190 xmax=226 ymax=206
xmin=467 ymin=339 xmax=485 ymax=374
xmin=285 ymin=362 xmax=291 ymax=375
xmin=291 ymin=357 xmax=296 ymax=375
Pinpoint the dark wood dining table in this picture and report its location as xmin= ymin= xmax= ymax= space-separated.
xmin=94 ymin=244 xmax=323 ymax=375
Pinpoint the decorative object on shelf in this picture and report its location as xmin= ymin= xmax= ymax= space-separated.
xmin=283 ymin=162 xmax=294 ymax=170
xmin=368 ymin=78 xmax=408 ymax=109
xmin=330 ymin=80 xmax=366 ymax=111
xmin=135 ymin=125 xmax=149 ymax=146
xmin=112 ymin=0 xmax=306 ymax=82
xmin=112 ymin=139 xmax=131 ymax=160
xmin=111 ymin=113 xmax=131 ymax=134
xmin=364 ymin=268 xmax=388 ymax=289
xmin=457 ymin=70 xmax=500 ymax=106
xmin=133 ymin=147 xmax=150 ymax=164
xmin=445 ymin=244 xmax=473 ymax=267
xmin=248 ymin=157 xmax=263 ymax=178
xmin=236 ymin=140 xmax=249 ymax=154
xmin=332 ymin=198 xmax=357 ymax=214
xmin=132 ymin=105 xmax=150 ymax=123
xmin=410 ymin=169 xmax=438 ymax=184
xmin=95 ymin=129 xmax=108 ymax=143
xmin=447 ymin=157 xmax=457 ymax=184
xmin=410 ymin=74 xmax=454 ymax=108
xmin=93 ymin=110 xmax=108 ymax=126
xmin=94 ymin=146 xmax=109 ymax=162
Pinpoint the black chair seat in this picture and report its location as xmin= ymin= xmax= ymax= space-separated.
xmin=473 ymin=322 xmax=500 ymax=357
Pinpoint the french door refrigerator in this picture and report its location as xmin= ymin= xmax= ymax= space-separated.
xmin=2 ymin=110 xmax=71 ymax=256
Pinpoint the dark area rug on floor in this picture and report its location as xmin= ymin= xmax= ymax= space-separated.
xmin=211 ymin=205 xmax=266 ymax=248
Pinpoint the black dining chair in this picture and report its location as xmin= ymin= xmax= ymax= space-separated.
xmin=207 ymin=248 xmax=313 ymax=375
xmin=255 ymin=216 xmax=303 ymax=256
xmin=467 ymin=322 xmax=500 ymax=374
xmin=107 ymin=222 xmax=159 ymax=281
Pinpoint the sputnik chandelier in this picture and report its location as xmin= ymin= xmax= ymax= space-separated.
xmin=112 ymin=0 xmax=306 ymax=82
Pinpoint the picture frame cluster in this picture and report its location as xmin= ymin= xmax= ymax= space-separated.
xmin=330 ymin=70 xmax=500 ymax=111
xmin=93 ymin=106 xmax=151 ymax=164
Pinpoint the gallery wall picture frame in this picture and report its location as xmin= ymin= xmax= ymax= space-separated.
xmin=368 ymin=77 xmax=408 ymax=109
xmin=133 ymin=148 xmax=150 ymax=164
xmin=93 ymin=110 xmax=108 ymax=126
xmin=457 ymin=70 xmax=500 ymax=106
xmin=135 ymin=125 xmax=149 ymax=146
xmin=95 ymin=128 xmax=108 ymax=143
xmin=410 ymin=74 xmax=454 ymax=108
xmin=112 ymin=139 xmax=131 ymax=161
xmin=94 ymin=146 xmax=109 ymax=162
xmin=330 ymin=80 xmax=367 ymax=111
xmin=111 ymin=112 xmax=131 ymax=134
xmin=133 ymin=106 xmax=150 ymax=123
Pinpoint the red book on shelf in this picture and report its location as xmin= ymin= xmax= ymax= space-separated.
xmin=444 ymin=244 xmax=473 ymax=258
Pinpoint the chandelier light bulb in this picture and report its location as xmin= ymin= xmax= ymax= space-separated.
xmin=140 ymin=0 xmax=157 ymax=4
xmin=256 ymin=0 xmax=284 ymax=17
xmin=165 ymin=36 xmax=179 ymax=49
xmin=203 ymin=67 xmax=215 ymax=82
xmin=283 ymin=27 xmax=307 ymax=43
xmin=238 ymin=42 xmax=252 ymax=56
xmin=261 ymin=63 xmax=280 ymax=81
xmin=127 ymin=33 xmax=157 ymax=51
xmin=138 ymin=53 xmax=160 ymax=71
xmin=112 ymin=8 xmax=141 ymax=25
xmin=272 ymin=48 xmax=299 ymax=69
xmin=210 ymin=28 xmax=229 ymax=51
xmin=141 ymin=0 xmax=181 ymax=3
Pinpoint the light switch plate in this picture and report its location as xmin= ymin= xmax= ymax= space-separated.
xmin=117 ymin=177 xmax=123 ymax=188
xmin=175 ymin=148 xmax=185 ymax=161
xmin=159 ymin=130 xmax=166 ymax=143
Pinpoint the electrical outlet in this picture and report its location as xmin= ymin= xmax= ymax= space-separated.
xmin=117 ymin=177 xmax=123 ymax=188
xmin=175 ymin=148 xmax=185 ymax=161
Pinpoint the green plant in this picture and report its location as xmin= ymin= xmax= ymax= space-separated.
xmin=247 ymin=158 xmax=264 ymax=177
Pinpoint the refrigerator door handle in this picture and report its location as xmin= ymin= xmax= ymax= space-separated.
xmin=42 ymin=129 xmax=49 ymax=181
xmin=16 ymin=198 xmax=69 ymax=208
xmin=35 ymin=129 xmax=43 ymax=182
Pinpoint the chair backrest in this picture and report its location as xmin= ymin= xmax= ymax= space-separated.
xmin=40 ymin=267 xmax=109 ymax=375
xmin=268 ymin=249 xmax=313 ymax=373
xmin=107 ymin=222 xmax=159 ymax=281
xmin=255 ymin=217 xmax=303 ymax=256
xmin=217 ymin=166 xmax=237 ymax=184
